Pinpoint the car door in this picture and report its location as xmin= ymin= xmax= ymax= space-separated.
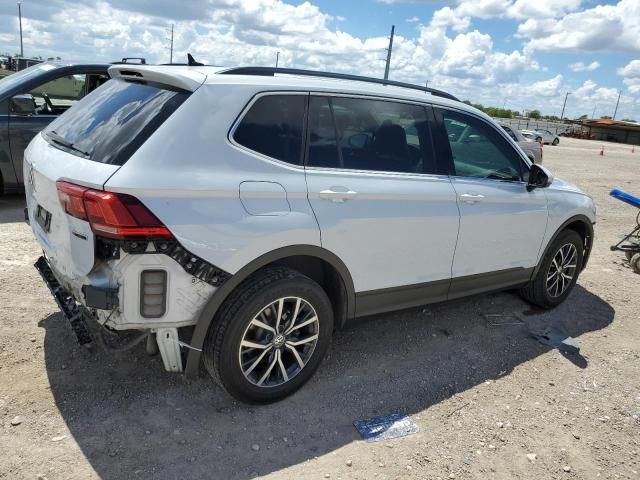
xmin=304 ymin=95 xmax=460 ymax=316
xmin=8 ymin=72 xmax=98 ymax=184
xmin=431 ymin=107 xmax=548 ymax=297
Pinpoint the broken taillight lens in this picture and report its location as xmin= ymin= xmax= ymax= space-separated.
xmin=56 ymin=181 xmax=173 ymax=240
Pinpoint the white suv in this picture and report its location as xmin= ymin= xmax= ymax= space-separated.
xmin=25 ymin=64 xmax=596 ymax=403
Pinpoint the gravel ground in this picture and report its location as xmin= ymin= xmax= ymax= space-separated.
xmin=1 ymin=137 xmax=639 ymax=480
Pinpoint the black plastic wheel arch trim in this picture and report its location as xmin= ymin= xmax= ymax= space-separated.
xmin=531 ymin=214 xmax=594 ymax=279
xmin=184 ymin=245 xmax=356 ymax=379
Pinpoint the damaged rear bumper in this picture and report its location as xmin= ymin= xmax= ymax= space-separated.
xmin=34 ymin=256 xmax=92 ymax=345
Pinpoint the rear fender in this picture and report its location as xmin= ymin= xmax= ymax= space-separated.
xmin=184 ymin=245 xmax=355 ymax=379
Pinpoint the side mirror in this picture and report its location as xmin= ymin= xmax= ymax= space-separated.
xmin=10 ymin=94 xmax=37 ymax=116
xmin=527 ymin=163 xmax=554 ymax=192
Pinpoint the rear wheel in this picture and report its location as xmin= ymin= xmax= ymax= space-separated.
xmin=203 ymin=268 xmax=333 ymax=403
xmin=552 ymin=138 xmax=559 ymax=146
xmin=519 ymin=230 xmax=584 ymax=309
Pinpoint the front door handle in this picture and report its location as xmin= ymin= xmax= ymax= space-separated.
xmin=319 ymin=189 xmax=358 ymax=203
xmin=459 ymin=193 xmax=484 ymax=204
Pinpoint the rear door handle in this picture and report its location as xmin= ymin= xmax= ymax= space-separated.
xmin=319 ymin=189 xmax=358 ymax=203
xmin=459 ymin=193 xmax=484 ymax=204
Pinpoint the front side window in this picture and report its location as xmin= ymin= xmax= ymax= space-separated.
xmin=307 ymin=96 xmax=435 ymax=174
xmin=438 ymin=109 xmax=524 ymax=181
xmin=29 ymin=74 xmax=87 ymax=115
xmin=234 ymin=94 xmax=306 ymax=165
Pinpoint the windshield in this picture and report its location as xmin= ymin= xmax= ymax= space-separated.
xmin=0 ymin=63 xmax=59 ymax=97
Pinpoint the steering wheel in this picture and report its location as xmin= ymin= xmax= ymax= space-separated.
xmin=41 ymin=92 xmax=54 ymax=113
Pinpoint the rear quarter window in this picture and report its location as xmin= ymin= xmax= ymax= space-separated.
xmin=43 ymin=79 xmax=189 ymax=165
xmin=233 ymin=94 xmax=306 ymax=165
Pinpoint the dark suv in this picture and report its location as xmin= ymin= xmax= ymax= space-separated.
xmin=0 ymin=61 xmax=111 ymax=194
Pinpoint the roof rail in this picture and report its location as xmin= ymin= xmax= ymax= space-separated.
xmin=219 ymin=66 xmax=459 ymax=102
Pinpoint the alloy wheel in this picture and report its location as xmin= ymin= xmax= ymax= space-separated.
xmin=238 ymin=297 xmax=319 ymax=388
xmin=546 ymin=243 xmax=578 ymax=297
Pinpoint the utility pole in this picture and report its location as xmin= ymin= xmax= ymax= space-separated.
xmin=17 ymin=2 xmax=23 ymax=58
xmin=275 ymin=51 xmax=280 ymax=68
xmin=612 ymin=90 xmax=621 ymax=120
xmin=383 ymin=25 xmax=395 ymax=81
xmin=592 ymin=105 xmax=597 ymax=119
xmin=560 ymin=92 xmax=571 ymax=120
xmin=167 ymin=23 xmax=174 ymax=64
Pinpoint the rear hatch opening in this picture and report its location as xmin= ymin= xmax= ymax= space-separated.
xmin=25 ymin=73 xmax=198 ymax=296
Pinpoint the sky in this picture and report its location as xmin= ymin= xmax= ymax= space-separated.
xmin=0 ymin=0 xmax=639 ymax=120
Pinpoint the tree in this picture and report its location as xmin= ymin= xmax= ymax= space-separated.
xmin=528 ymin=110 xmax=541 ymax=119
xmin=578 ymin=114 xmax=588 ymax=120
xmin=621 ymin=118 xmax=637 ymax=122
xmin=461 ymin=100 xmax=514 ymax=118
xmin=600 ymin=115 xmax=612 ymax=119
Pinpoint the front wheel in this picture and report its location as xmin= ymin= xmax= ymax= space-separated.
xmin=203 ymin=268 xmax=333 ymax=403
xmin=519 ymin=230 xmax=584 ymax=309
xmin=552 ymin=138 xmax=559 ymax=146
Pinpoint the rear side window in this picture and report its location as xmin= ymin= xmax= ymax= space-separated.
xmin=233 ymin=95 xmax=306 ymax=165
xmin=44 ymin=79 xmax=189 ymax=165
xmin=307 ymin=96 xmax=435 ymax=174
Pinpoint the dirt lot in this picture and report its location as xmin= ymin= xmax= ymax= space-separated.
xmin=1 ymin=137 xmax=639 ymax=480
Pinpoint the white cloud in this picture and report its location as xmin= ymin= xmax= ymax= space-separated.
xmin=569 ymin=61 xmax=600 ymax=72
xmin=455 ymin=0 xmax=512 ymax=19
xmin=519 ymin=0 xmax=640 ymax=52
xmin=508 ymin=0 xmax=582 ymax=19
xmin=0 ymin=0 xmax=637 ymax=119
xmin=618 ymin=59 xmax=640 ymax=78
xmin=530 ymin=75 xmax=564 ymax=97
xmin=573 ymin=80 xmax=618 ymax=102
xmin=406 ymin=16 xmax=420 ymax=23
xmin=618 ymin=60 xmax=640 ymax=96
xmin=429 ymin=7 xmax=471 ymax=32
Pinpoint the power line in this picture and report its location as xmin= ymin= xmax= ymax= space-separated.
xmin=612 ymin=90 xmax=621 ymax=120
xmin=17 ymin=2 xmax=23 ymax=58
xmin=166 ymin=23 xmax=174 ymax=64
xmin=560 ymin=92 xmax=571 ymax=120
xmin=383 ymin=25 xmax=394 ymax=81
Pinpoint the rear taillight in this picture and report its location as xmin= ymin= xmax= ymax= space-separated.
xmin=56 ymin=181 xmax=173 ymax=240
xmin=57 ymin=181 xmax=88 ymax=220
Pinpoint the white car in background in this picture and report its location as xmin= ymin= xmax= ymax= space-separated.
xmin=522 ymin=128 xmax=560 ymax=146
xmin=25 ymin=63 xmax=595 ymax=403
xmin=537 ymin=129 xmax=561 ymax=145
xmin=498 ymin=123 xmax=543 ymax=164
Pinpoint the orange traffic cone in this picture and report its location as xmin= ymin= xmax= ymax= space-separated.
xmin=599 ymin=146 xmax=604 ymax=156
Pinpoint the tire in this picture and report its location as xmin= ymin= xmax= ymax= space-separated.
xmin=203 ymin=267 xmax=333 ymax=403
xmin=519 ymin=230 xmax=584 ymax=309
xmin=625 ymin=251 xmax=635 ymax=262
xmin=552 ymin=138 xmax=559 ymax=146
xmin=631 ymin=253 xmax=640 ymax=274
